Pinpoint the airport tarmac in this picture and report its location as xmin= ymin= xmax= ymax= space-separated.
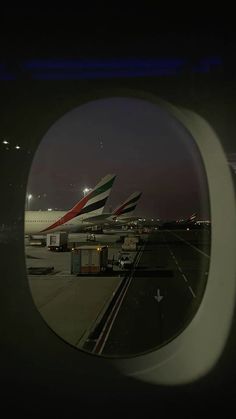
xmin=101 ymin=229 xmax=210 ymax=356
xmin=25 ymin=229 xmax=210 ymax=357
xmin=26 ymin=232 xmax=140 ymax=349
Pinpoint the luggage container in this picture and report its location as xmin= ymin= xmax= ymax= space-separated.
xmin=71 ymin=245 xmax=108 ymax=274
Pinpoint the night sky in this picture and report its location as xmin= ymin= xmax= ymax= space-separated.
xmin=27 ymin=97 xmax=210 ymax=220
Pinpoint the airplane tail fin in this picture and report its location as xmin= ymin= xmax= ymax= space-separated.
xmin=177 ymin=212 xmax=197 ymax=224
xmin=112 ymin=191 xmax=142 ymax=219
xmin=187 ymin=212 xmax=197 ymax=223
xmin=70 ymin=174 xmax=116 ymax=218
xmin=41 ymin=174 xmax=116 ymax=232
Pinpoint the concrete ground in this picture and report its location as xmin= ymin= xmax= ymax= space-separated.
xmin=28 ymin=275 xmax=122 ymax=348
xmin=25 ymin=232 xmax=140 ymax=350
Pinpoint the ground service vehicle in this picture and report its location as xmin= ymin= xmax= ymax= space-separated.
xmin=46 ymin=232 xmax=68 ymax=251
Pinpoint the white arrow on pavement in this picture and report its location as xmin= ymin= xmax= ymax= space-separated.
xmin=154 ymin=288 xmax=164 ymax=303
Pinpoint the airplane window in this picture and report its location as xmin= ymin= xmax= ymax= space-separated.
xmin=25 ymin=97 xmax=211 ymax=357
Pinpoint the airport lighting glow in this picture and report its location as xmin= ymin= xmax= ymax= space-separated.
xmin=26 ymin=194 xmax=33 ymax=210
xmin=83 ymin=187 xmax=92 ymax=196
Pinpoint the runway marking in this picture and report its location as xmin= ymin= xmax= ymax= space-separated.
xmin=188 ymin=286 xmax=196 ymax=298
xmin=77 ymin=277 xmax=124 ymax=347
xmin=94 ymin=243 xmax=146 ymax=355
xmin=182 ymin=273 xmax=188 ymax=283
xmin=163 ymin=234 xmax=197 ymax=298
xmin=165 ymin=241 xmax=188 ymax=281
xmin=95 ymin=275 xmax=133 ymax=355
xmin=168 ymin=230 xmax=210 ymax=259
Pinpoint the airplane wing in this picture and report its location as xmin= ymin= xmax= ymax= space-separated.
xmin=82 ymin=213 xmax=114 ymax=225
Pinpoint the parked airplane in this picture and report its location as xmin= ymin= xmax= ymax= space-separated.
xmin=176 ymin=212 xmax=197 ymax=224
xmin=159 ymin=212 xmax=198 ymax=229
xmin=83 ymin=191 xmax=142 ymax=227
xmin=24 ymin=174 xmax=116 ymax=235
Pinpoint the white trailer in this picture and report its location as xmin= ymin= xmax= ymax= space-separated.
xmin=46 ymin=232 xmax=68 ymax=252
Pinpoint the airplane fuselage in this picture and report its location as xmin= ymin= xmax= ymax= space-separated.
xmin=24 ymin=211 xmax=93 ymax=235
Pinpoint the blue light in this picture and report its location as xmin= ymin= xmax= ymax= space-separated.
xmin=23 ymin=58 xmax=187 ymax=70
xmin=0 ymin=73 xmax=16 ymax=80
xmin=0 ymin=63 xmax=17 ymax=80
xmin=31 ymin=68 xmax=180 ymax=80
xmin=0 ymin=57 xmax=223 ymax=81
xmin=192 ymin=57 xmax=222 ymax=74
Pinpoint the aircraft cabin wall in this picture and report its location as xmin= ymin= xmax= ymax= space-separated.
xmin=1 ymin=73 xmax=236 ymax=412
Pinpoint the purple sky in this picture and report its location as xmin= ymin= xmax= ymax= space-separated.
xmin=27 ymin=97 xmax=210 ymax=219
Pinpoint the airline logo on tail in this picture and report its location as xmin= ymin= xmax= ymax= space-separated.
xmin=187 ymin=212 xmax=197 ymax=223
xmin=41 ymin=174 xmax=116 ymax=232
xmin=112 ymin=191 xmax=142 ymax=220
xmin=177 ymin=212 xmax=197 ymax=224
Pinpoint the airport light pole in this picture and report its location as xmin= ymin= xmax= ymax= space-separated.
xmin=26 ymin=194 xmax=33 ymax=210
xmin=83 ymin=187 xmax=92 ymax=197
